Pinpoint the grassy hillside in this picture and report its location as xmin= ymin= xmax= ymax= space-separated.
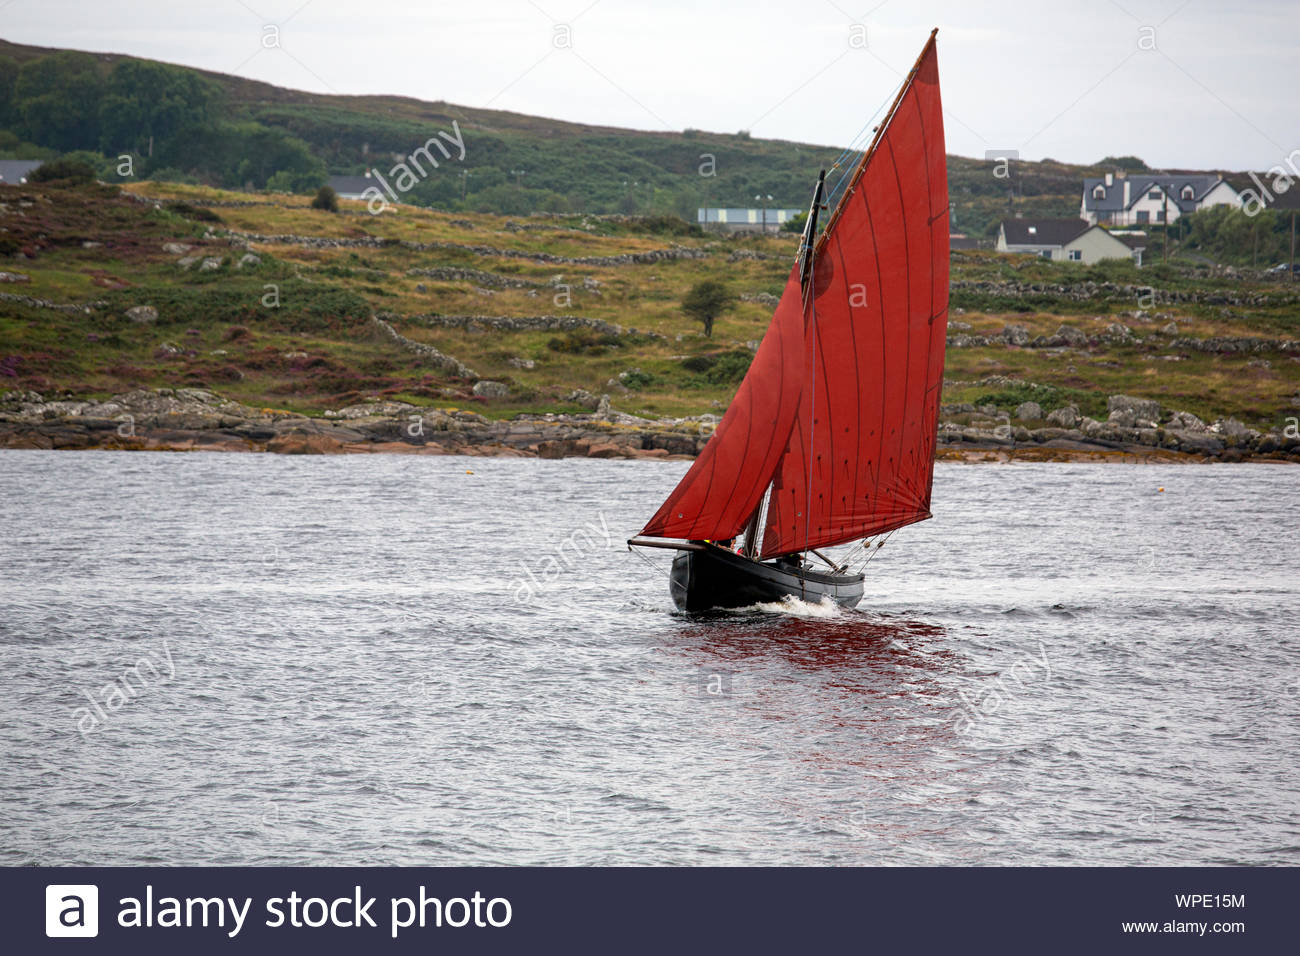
xmin=1 ymin=179 xmax=1297 ymax=432
xmin=0 ymin=37 xmax=1198 ymax=237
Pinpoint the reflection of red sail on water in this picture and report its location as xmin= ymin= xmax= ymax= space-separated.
xmin=661 ymin=609 xmax=987 ymax=859
xmin=629 ymin=31 xmax=950 ymax=613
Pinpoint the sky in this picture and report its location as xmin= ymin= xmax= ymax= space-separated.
xmin=3 ymin=0 xmax=1297 ymax=171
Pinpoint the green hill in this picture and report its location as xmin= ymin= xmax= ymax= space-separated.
xmin=0 ymin=36 xmax=1172 ymax=237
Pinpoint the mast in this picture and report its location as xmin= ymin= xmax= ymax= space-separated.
xmin=798 ymin=170 xmax=827 ymax=289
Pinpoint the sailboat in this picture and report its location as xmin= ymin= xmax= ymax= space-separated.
xmin=628 ymin=30 xmax=950 ymax=612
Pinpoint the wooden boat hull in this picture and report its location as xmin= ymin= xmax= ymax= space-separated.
xmin=670 ymin=546 xmax=864 ymax=612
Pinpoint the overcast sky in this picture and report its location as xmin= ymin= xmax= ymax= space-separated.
xmin=4 ymin=0 xmax=1296 ymax=171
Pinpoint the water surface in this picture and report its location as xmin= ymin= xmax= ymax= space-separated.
xmin=1 ymin=451 xmax=1296 ymax=865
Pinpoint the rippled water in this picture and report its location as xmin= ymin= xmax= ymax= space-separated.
xmin=1 ymin=451 xmax=1297 ymax=865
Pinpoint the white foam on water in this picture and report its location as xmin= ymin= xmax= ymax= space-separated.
xmin=749 ymin=595 xmax=842 ymax=618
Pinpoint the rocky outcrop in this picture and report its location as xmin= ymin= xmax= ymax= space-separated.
xmin=1 ymin=386 xmax=1295 ymax=462
xmin=1107 ymin=394 xmax=1161 ymax=428
xmin=0 ymin=388 xmax=715 ymax=460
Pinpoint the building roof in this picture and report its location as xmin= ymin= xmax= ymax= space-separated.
xmin=1266 ymin=186 xmax=1300 ymax=211
xmin=327 ymin=174 xmax=380 ymax=197
xmin=0 ymin=159 xmax=44 ymax=184
xmin=1082 ymin=173 xmax=1232 ymax=214
xmin=1114 ymin=233 xmax=1148 ymax=250
xmin=1000 ymin=218 xmax=1091 ymax=246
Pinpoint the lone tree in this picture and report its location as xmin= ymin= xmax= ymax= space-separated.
xmin=681 ymin=280 xmax=733 ymax=339
xmin=311 ymin=184 xmax=339 ymax=212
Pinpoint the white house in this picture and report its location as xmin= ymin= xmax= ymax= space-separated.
xmin=997 ymin=218 xmax=1140 ymax=265
xmin=698 ymin=207 xmax=802 ymax=232
xmin=1080 ymin=172 xmax=1240 ymax=226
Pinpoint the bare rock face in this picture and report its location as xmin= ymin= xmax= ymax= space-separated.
xmin=1107 ymin=394 xmax=1161 ymax=428
xmin=1001 ymin=324 xmax=1030 ymax=346
xmin=1167 ymin=410 xmax=1206 ymax=432
xmin=565 ymin=389 xmax=599 ymax=410
xmin=1046 ymin=405 xmax=1082 ymax=428
xmin=595 ymin=394 xmax=612 ymax=419
xmin=1049 ymin=324 xmax=1089 ymax=347
xmin=1014 ymin=401 xmax=1043 ymax=421
xmin=472 ymin=380 xmax=509 ymax=399
xmin=1104 ymin=322 xmax=1138 ymax=344
xmin=236 ymin=253 xmax=261 ymax=269
xmin=1212 ymin=417 xmax=1259 ymax=441
xmin=162 ymin=242 xmax=192 ymax=255
xmin=125 ymin=305 xmax=158 ymax=324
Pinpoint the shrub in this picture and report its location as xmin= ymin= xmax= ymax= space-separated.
xmin=165 ymin=201 xmax=222 ymax=223
xmin=311 ymin=184 xmax=339 ymax=212
xmin=28 ymin=157 xmax=96 ymax=184
xmin=546 ymin=329 xmax=621 ymax=355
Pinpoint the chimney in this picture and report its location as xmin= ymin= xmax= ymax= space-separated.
xmin=1104 ymin=172 xmax=1114 ymax=187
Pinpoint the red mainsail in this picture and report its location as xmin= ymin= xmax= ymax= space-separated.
xmin=640 ymin=33 xmax=948 ymax=559
xmin=762 ymin=34 xmax=948 ymax=557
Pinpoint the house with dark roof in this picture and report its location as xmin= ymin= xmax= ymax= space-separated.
xmin=326 ymin=174 xmax=383 ymax=200
xmin=0 ymin=159 xmax=43 ymax=185
xmin=996 ymin=217 xmax=1139 ymax=265
xmin=1080 ymin=171 xmax=1240 ymax=226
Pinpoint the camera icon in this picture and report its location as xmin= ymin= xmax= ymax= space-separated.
xmin=46 ymin=884 xmax=99 ymax=938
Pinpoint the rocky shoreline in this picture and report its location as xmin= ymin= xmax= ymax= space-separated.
xmin=1 ymin=388 xmax=1296 ymax=463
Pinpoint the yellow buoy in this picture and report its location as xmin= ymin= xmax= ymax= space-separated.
xmin=1158 ymin=487 xmax=1164 ymax=492
xmin=466 ymin=470 xmax=474 ymax=474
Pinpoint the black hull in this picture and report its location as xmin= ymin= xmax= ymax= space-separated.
xmin=670 ymin=546 xmax=864 ymax=612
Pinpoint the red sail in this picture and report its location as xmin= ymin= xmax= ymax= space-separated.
xmin=761 ymin=36 xmax=949 ymax=558
xmin=639 ymin=267 xmax=808 ymax=542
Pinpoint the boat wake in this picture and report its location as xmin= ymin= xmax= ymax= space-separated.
xmin=747 ymin=595 xmax=842 ymax=618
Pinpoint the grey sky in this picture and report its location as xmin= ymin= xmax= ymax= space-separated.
xmin=4 ymin=0 xmax=1296 ymax=171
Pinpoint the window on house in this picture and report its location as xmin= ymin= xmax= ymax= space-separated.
xmin=1068 ymin=249 xmax=1082 ymax=261
xmin=1148 ymin=190 xmax=1161 ymax=199
xmin=1182 ymin=186 xmax=1194 ymax=199
xmin=1039 ymin=250 xmax=1052 ymax=259
xmin=1137 ymin=211 xmax=1150 ymax=223
xmin=1156 ymin=210 xmax=1165 ymax=222
xmin=1093 ymin=186 xmax=1105 ymax=199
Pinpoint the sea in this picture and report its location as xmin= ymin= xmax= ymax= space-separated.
xmin=1 ymin=451 xmax=1297 ymax=866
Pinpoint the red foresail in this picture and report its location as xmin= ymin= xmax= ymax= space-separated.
xmin=761 ymin=35 xmax=949 ymax=558
xmin=639 ymin=267 xmax=808 ymax=542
